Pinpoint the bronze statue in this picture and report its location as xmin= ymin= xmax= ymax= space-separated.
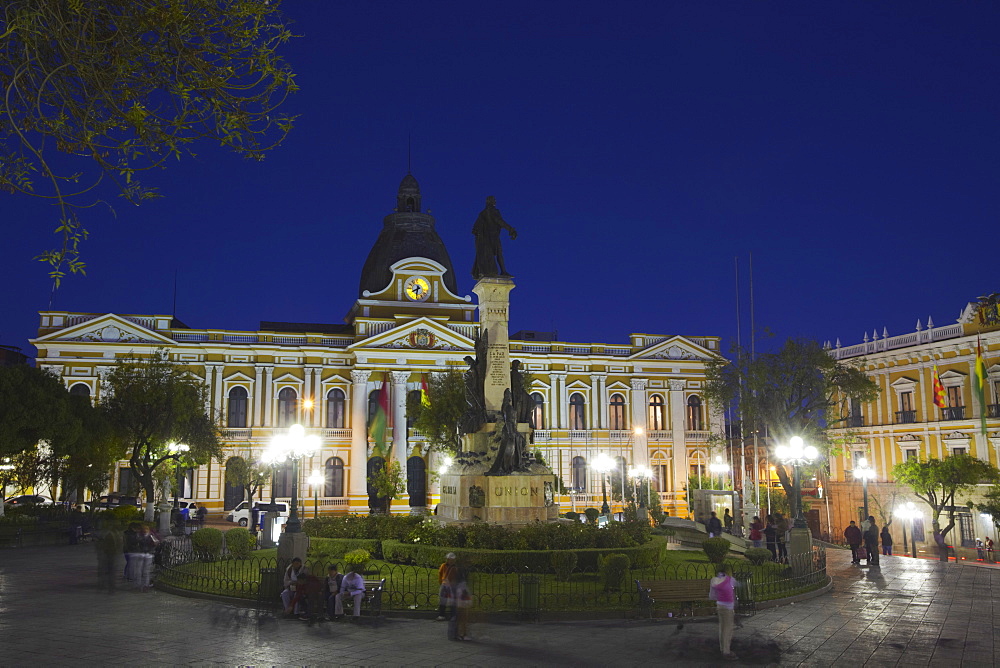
xmin=471 ymin=196 xmax=517 ymax=279
xmin=459 ymin=330 xmax=489 ymax=435
xmin=486 ymin=388 xmax=528 ymax=476
xmin=510 ymin=360 xmax=533 ymax=426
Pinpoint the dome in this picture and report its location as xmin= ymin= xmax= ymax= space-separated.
xmin=357 ymin=175 xmax=458 ymax=297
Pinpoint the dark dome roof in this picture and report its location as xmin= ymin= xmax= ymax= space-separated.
xmin=358 ymin=175 xmax=458 ymax=297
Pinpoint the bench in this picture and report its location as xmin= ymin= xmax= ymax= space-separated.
xmin=635 ymin=578 xmax=712 ymax=618
xmin=359 ymin=578 xmax=386 ymax=616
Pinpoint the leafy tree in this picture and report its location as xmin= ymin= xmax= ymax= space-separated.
xmin=705 ymin=337 xmax=879 ymax=497
xmin=0 ymin=365 xmax=78 ymax=457
xmin=406 ymin=370 xmax=466 ymax=456
xmin=0 ymin=0 xmax=297 ymax=285
xmin=974 ymin=486 xmax=1000 ymax=534
xmin=101 ymin=349 xmax=221 ymax=519
xmin=367 ymin=459 xmax=405 ymax=514
xmin=224 ymin=450 xmax=271 ymax=505
xmin=893 ymin=455 xmax=999 ymax=559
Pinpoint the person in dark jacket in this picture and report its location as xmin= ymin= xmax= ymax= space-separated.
xmin=863 ymin=516 xmax=880 ymax=566
xmin=707 ymin=512 xmax=723 ymax=537
xmin=324 ymin=564 xmax=345 ymax=620
xmin=844 ymin=521 xmax=863 ymax=564
xmin=881 ymin=526 xmax=893 ymax=556
xmin=764 ymin=515 xmax=778 ymax=561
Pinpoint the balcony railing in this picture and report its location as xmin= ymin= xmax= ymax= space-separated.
xmin=322 ymin=429 xmax=352 ymax=439
xmin=221 ymin=428 xmax=253 ymax=440
xmin=989 ymin=404 xmax=1000 ymax=419
xmin=685 ymin=430 xmax=711 ymax=442
xmin=941 ymin=406 xmax=966 ymax=421
xmin=895 ymin=410 xmax=917 ymax=424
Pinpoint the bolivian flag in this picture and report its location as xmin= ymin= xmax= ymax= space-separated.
xmin=931 ymin=365 xmax=947 ymax=408
xmin=421 ymin=375 xmax=431 ymax=408
xmin=975 ymin=337 xmax=988 ymax=436
xmin=369 ymin=374 xmax=390 ymax=457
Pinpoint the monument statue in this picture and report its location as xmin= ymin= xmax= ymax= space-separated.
xmin=471 ymin=196 xmax=517 ymax=279
xmin=510 ymin=360 xmax=533 ymax=426
xmin=485 ymin=388 xmax=529 ymax=476
xmin=459 ymin=329 xmax=489 ymax=435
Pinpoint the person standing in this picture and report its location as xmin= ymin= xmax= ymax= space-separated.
xmin=774 ymin=513 xmax=789 ymax=563
xmin=123 ymin=522 xmax=141 ymax=583
xmin=881 ymin=526 xmax=893 ymax=556
xmin=749 ymin=516 xmax=763 ymax=548
xmin=196 ymin=504 xmax=207 ymax=528
xmin=864 ymin=516 xmax=880 ymax=566
xmin=710 ymin=564 xmax=738 ymax=661
xmin=179 ymin=504 xmax=191 ymax=535
xmin=135 ymin=524 xmax=157 ymax=591
xmin=763 ymin=515 xmax=778 ymax=561
xmin=844 ymin=521 xmax=863 ymax=564
xmin=723 ymin=509 xmax=734 ymax=534
xmin=986 ymin=536 xmax=995 ymax=562
xmin=707 ymin=512 xmax=723 ymax=538
xmin=95 ymin=517 xmax=123 ymax=593
xmin=447 ymin=568 xmax=473 ymax=641
xmin=436 ymin=553 xmax=457 ymax=621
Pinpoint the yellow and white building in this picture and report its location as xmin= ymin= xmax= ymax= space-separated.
xmin=826 ymin=299 xmax=1000 ymax=547
xmin=31 ymin=175 xmax=723 ymax=518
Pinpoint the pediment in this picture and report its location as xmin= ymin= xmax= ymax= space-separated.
xmin=350 ymin=317 xmax=473 ymax=352
xmin=942 ymin=431 xmax=970 ymax=443
xmin=34 ymin=313 xmax=174 ymax=345
xmin=273 ymin=373 xmax=302 ymax=385
xmin=939 ymin=369 xmax=966 ymax=383
xmin=633 ymin=336 xmax=713 ymax=361
xmin=606 ymin=381 xmax=631 ymax=391
xmin=890 ymin=376 xmax=918 ymax=391
xmin=223 ymin=371 xmax=254 ymax=384
xmin=896 ymin=434 xmax=921 ymax=443
xmin=566 ymin=380 xmax=591 ymax=390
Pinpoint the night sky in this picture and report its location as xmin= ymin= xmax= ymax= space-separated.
xmin=3 ymin=2 xmax=997 ymax=357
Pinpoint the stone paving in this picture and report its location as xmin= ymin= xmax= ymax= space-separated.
xmin=1 ymin=542 xmax=998 ymax=667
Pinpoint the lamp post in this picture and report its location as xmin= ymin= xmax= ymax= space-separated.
xmin=774 ymin=436 xmax=819 ymax=529
xmin=593 ymin=452 xmax=614 ymax=516
xmin=894 ymin=501 xmax=921 ymax=558
xmin=853 ymin=457 xmax=876 ymax=521
xmin=167 ymin=442 xmax=190 ymax=509
xmin=709 ymin=455 xmax=731 ymax=490
xmin=307 ymin=470 xmax=324 ymax=519
xmin=264 ymin=424 xmax=320 ymax=534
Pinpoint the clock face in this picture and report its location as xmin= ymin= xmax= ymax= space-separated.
xmin=404 ymin=276 xmax=431 ymax=302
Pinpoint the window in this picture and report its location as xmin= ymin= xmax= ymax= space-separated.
xmin=118 ymin=467 xmax=135 ymax=495
xmin=851 ymin=450 xmax=867 ymax=469
xmin=272 ymin=462 xmax=292 ymax=498
xmin=324 ymin=457 xmax=344 ymax=497
xmin=648 ymin=395 xmax=664 ymax=431
xmin=901 ymin=391 xmax=913 ymax=412
xmin=609 ymin=393 xmax=626 ymax=430
xmin=406 ymin=390 xmax=422 ymax=427
xmin=897 ymin=391 xmax=916 ymax=423
xmin=571 ymin=456 xmax=587 ymax=492
xmin=175 ymin=467 xmax=194 ymax=498
xmin=652 ymin=464 xmax=668 ymax=492
xmin=569 ymin=393 xmax=586 ymax=430
xmin=947 ymin=386 xmax=963 ymax=407
xmin=952 ymin=447 xmax=967 ymax=456
xmin=326 ymin=388 xmax=346 ymax=428
xmin=69 ymin=383 xmax=90 ymax=398
xmin=904 ymin=449 xmax=918 ymax=461
xmin=849 ymin=398 xmax=864 ymax=428
xmin=944 ymin=386 xmax=965 ymax=419
xmin=368 ymin=390 xmax=380 ymax=426
xmin=530 ymin=393 xmax=545 ymax=429
xmin=227 ymin=386 xmax=248 ymax=428
xmin=687 ymin=396 xmax=703 ymax=431
xmin=276 ymin=387 xmax=297 ymax=427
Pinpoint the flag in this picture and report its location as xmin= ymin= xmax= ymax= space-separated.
xmin=420 ymin=375 xmax=431 ymax=407
xmin=975 ymin=336 xmax=988 ymax=436
xmin=368 ymin=373 xmax=390 ymax=457
xmin=931 ymin=365 xmax=947 ymax=408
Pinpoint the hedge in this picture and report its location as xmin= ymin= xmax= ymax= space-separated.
xmin=308 ymin=537 xmax=382 ymax=562
xmin=380 ymin=536 xmax=666 ymax=573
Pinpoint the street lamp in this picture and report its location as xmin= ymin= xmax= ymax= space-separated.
xmin=167 ymin=442 xmax=190 ymax=509
xmin=307 ymin=470 xmax=324 ymax=519
xmin=774 ymin=436 xmax=819 ymax=529
xmin=894 ymin=501 xmax=922 ymax=558
xmin=853 ymin=457 xmax=876 ymax=521
xmin=593 ymin=452 xmax=614 ymax=516
xmin=263 ymin=424 xmax=320 ymax=534
xmin=709 ymin=455 xmax=731 ymax=490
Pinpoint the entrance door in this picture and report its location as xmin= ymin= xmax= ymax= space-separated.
xmin=223 ymin=457 xmax=245 ymax=510
xmin=407 ymin=456 xmax=427 ymax=507
xmin=367 ymin=457 xmax=386 ymax=512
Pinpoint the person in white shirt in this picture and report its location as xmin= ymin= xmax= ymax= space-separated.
xmin=336 ymin=570 xmax=366 ymax=618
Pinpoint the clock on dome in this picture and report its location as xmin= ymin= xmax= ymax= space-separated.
xmin=404 ymin=276 xmax=431 ymax=302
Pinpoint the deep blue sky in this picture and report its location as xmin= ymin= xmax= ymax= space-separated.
xmin=3 ymin=2 xmax=997 ymax=356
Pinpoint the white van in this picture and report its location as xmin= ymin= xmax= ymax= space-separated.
xmin=226 ymin=501 xmax=289 ymax=527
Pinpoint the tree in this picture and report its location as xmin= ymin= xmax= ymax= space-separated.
xmin=893 ymin=455 xmax=999 ymax=560
xmin=406 ymin=370 xmax=466 ymax=456
xmin=0 ymin=365 xmax=78 ymax=457
xmin=705 ymin=338 xmax=879 ymax=497
xmin=367 ymin=459 xmax=405 ymax=514
xmin=0 ymin=0 xmax=297 ymax=285
xmin=224 ymin=450 xmax=271 ymax=505
xmin=101 ymin=349 xmax=221 ymax=520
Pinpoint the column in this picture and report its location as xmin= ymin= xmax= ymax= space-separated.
xmin=390 ymin=371 xmax=410 ymax=506
xmin=211 ymin=364 xmax=223 ymax=421
xmin=551 ymin=373 xmax=565 ymax=428
xmin=253 ymin=366 xmax=264 ymax=427
xmin=472 ymin=277 xmax=515 ymax=413
xmin=669 ymin=379 xmax=688 ymax=496
xmin=630 ymin=378 xmax=649 ymax=466
xmin=263 ymin=367 xmax=274 ymax=426
xmin=303 ymin=367 xmax=313 ymax=427
xmin=349 ymin=370 xmax=371 ymax=511
xmin=203 ymin=365 xmax=214 ymax=415
xmin=590 ymin=374 xmax=605 ymax=430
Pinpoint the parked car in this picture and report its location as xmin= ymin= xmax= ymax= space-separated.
xmin=226 ymin=501 xmax=288 ymax=527
xmin=86 ymin=495 xmax=142 ymax=511
xmin=4 ymin=494 xmax=54 ymax=507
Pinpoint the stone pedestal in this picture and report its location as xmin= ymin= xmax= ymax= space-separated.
xmin=437 ymin=471 xmax=559 ymax=525
xmin=473 ymin=277 xmax=515 ymax=413
xmin=278 ymin=531 xmax=310 ymax=562
xmin=788 ymin=526 xmax=813 ymax=574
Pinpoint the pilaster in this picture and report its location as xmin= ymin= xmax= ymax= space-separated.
xmin=630 ymin=378 xmax=649 ymax=467
xmin=349 ymin=369 xmax=371 ymax=512
xmin=390 ymin=370 xmax=410 ymax=503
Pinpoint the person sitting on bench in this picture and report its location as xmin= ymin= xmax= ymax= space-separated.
xmin=335 ymin=568 xmax=365 ymax=619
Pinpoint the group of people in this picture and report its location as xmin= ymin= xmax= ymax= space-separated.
xmin=843 ymin=516 xmax=887 ymax=566
xmin=747 ymin=513 xmax=791 ymax=562
xmin=705 ymin=509 xmax=735 ymax=537
xmin=280 ymin=558 xmax=368 ymax=621
xmin=93 ymin=520 xmax=160 ymax=593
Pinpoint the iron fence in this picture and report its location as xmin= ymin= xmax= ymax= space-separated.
xmin=155 ymin=542 xmax=827 ymax=615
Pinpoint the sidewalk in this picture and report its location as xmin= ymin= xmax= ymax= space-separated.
xmin=0 ymin=543 xmax=997 ymax=666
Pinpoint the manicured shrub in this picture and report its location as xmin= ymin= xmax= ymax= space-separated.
xmin=702 ymin=537 xmax=730 ymax=564
xmin=111 ymin=504 xmax=141 ymax=523
xmin=191 ymin=527 xmax=224 ymax=561
xmin=343 ymin=548 xmax=371 ymax=573
xmin=302 ymin=514 xmax=424 ymax=541
xmin=745 ymin=547 xmax=771 ymax=565
xmin=308 ymin=537 xmax=381 ymax=563
xmin=600 ymin=553 xmax=631 ymax=591
xmin=224 ymin=527 xmax=255 ymax=559
xmin=550 ymin=550 xmax=578 ymax=581
xmin=563 ymin=511 xmax=580 ymax=522
xmin=584 ymin=508 xmax=600 ymax=525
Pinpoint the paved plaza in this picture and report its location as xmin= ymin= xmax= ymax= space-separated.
xmin=0 ymin=543 xmax=998 ymax=667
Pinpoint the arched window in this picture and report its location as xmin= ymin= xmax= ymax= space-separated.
xmin=530 ymin=392 xmax=545 ymax=429
xmin=648 ymin=395 xmax=665 ymax=431
xmin=227 ymin=386 xmax=248 ymax=428
xmin=569 ymin=393 xmax=586 ymax=430
xmin=272 ymin=462 xmax=292 ymax=498
xmin=324 ymin=457 xmax=344 ymax=497
xmin=368 ymin=390 xmax=380 ymax=426
xmin=687 ymin=395 xmax=703 ymax=431
xmin=609 ymin=393 xmax=626 ymax=430
xmin=69 ymin=383 xmax=91 ymax=398
xmin=572 ymin=456 xmax=587 ymax=492
xmin=326 ymin=388 xmax=346 ymax=428
xmin=276 ymin=387 xmax=297 ymax=427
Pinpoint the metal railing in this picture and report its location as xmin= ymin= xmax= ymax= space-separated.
xmin=941 ymin=406 xmax=966 ymax=421
xmin=895 ymin=410 xmax=917 ymax=424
